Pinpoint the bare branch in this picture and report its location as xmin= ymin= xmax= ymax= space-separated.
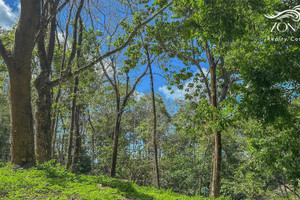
xmin=50 ymin=0 xmax=174 ymax=87
xmin=56 ymin=0 xmax=70 ymax=14
xmin=100 ymin=59 xmax=117 ymax=94
xmin=65 ymin=0 xmax=85 ymax=72
xmin=59 ymin=0 xmax=74 ymax=76
xmin=121 ymin=64 xmax=149 ymax=112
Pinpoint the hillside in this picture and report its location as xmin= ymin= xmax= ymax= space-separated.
xmin=0 ymin=163 xmax=228 ymax=200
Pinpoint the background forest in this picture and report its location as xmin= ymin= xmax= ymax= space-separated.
xmin=0 ymin=0 xmax=299 ymax=199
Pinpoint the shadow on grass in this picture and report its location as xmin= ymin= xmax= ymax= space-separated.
xmin=104 ymin=179 xmax=154 ymax=200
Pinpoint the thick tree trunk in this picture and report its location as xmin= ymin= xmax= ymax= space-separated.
xmin=110 ymin=113 xmax=122 ymax=177
xmin=149 ymin=63 xmax=160 ymax=188
xmin=8 ymin=66 xmax=35 ymax=167
xmin=35 ymin=1 xmax=58 ymax=163
xmin=35 ymin=80 xmax=52 ymax=163
xmin=71 ymin=104 xmax=81 ymax=173
xmin=1 ymin=0 xmax=40 ymax=167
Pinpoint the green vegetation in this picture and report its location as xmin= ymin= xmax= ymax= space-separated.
xmin=0 ymin=0 xmax=299 ymax=199
xmin=0 ymin=162 xmax=228 ymax=200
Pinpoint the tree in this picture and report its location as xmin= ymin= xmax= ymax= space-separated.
xmin=152 ymin=0 xmax=268 ymax=196
xmin=140 ymin=31 xmax=160 ymax=188
xmin=100 ymin=53 xmax=148 ymax=177
xmin=34 ymin=0 xmax=174 ymax=164
xmin=0 ymin=0 xmax=173 ymax=166
xmin=0 ymin=0 xmax=40 ymax=167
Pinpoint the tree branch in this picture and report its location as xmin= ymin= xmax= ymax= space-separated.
xmin=121 ymin=64 xmax=149 ymax=113
xmin=0 ymin=38 xmax=10 ymax=65
xmin=50 ymin=0 xmax=174 ymax=87
xmin=159 ymin=41 xmax=211 ymax=101
xmin=65 ymin=0 xmax=85 ymax=72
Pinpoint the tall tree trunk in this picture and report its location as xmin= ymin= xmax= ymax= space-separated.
xmin=35 ymin=79 xmax=52 ymax=162
xmin=60 ymin=117 xmax=66 ymax=165
xmin=66 ymin=78 xmax=79 ymax=169
xmin=69 ymin=15 xmax=83 ymax=171
xmin=206 ymin=43 xmax=222 ymax=197
xmin=51 ymin=85 xmax=62 ymax=158
xmin=35 ymin=0 xmax=85 ymax=164
xmin=88 ymin=111 xmax=96 ymax=174
xmin=8 ymin=63 xmax=35 ymax=167
xmin=0 ymin=0 xmax=40 ymax=167
xmin=51 ymin=112 xmax=59 ymax=159
xmin=149 ymin=61 xmax=160 ymax=188
xmin=110 ymin=113 xmax=122 ymax=177
xmin=91 ymin=132 xmax=95 ymax=174
xmin=35 ymin=1 xmax=58 ymax=163
xmin=71 ymin=104 xmax=81 ymax=173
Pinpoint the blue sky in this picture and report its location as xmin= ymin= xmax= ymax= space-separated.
xmin=0 ymin=0 xmax=206 ymax=101
xmin=0 ymin=0 xmax=19 ymax=29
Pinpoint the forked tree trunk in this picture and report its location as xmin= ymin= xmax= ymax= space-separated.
xmin=35 ymin=1 xmax=58 ymax=163
xmin=0 ymin=0 xmax=40 ymax=167
xmin=35 ymin=0 xmax=84 ymax=164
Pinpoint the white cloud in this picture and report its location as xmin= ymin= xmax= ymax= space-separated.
xmin=0 ymin=0 xmax=19 ymax=29
xmin=159 ymin=85 xmax=185 ymax=101
xmin=133 ymin=91 xmax=144 ymax=101
xmin=158 ymin=68 xmax=209 ymax=101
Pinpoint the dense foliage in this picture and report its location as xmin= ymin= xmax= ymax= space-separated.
xmin=0 ymin=0 xmax=299 ymax=199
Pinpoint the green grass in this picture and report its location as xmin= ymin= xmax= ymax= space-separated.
xmin=0 ymin=162 xmax=229 ymax=200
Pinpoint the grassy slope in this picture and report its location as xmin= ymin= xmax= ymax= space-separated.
xmin=0 ymin=162 xmax=229 ymax=200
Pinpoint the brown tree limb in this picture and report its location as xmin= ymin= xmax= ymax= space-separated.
xmin=65 ymin=0 xmax=85 ymax=72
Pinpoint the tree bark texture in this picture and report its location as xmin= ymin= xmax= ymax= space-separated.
xmin=35 ymin=0 xmax=58 ymax=163
xmin=2 ymin=0 xmax=40 ymax=167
